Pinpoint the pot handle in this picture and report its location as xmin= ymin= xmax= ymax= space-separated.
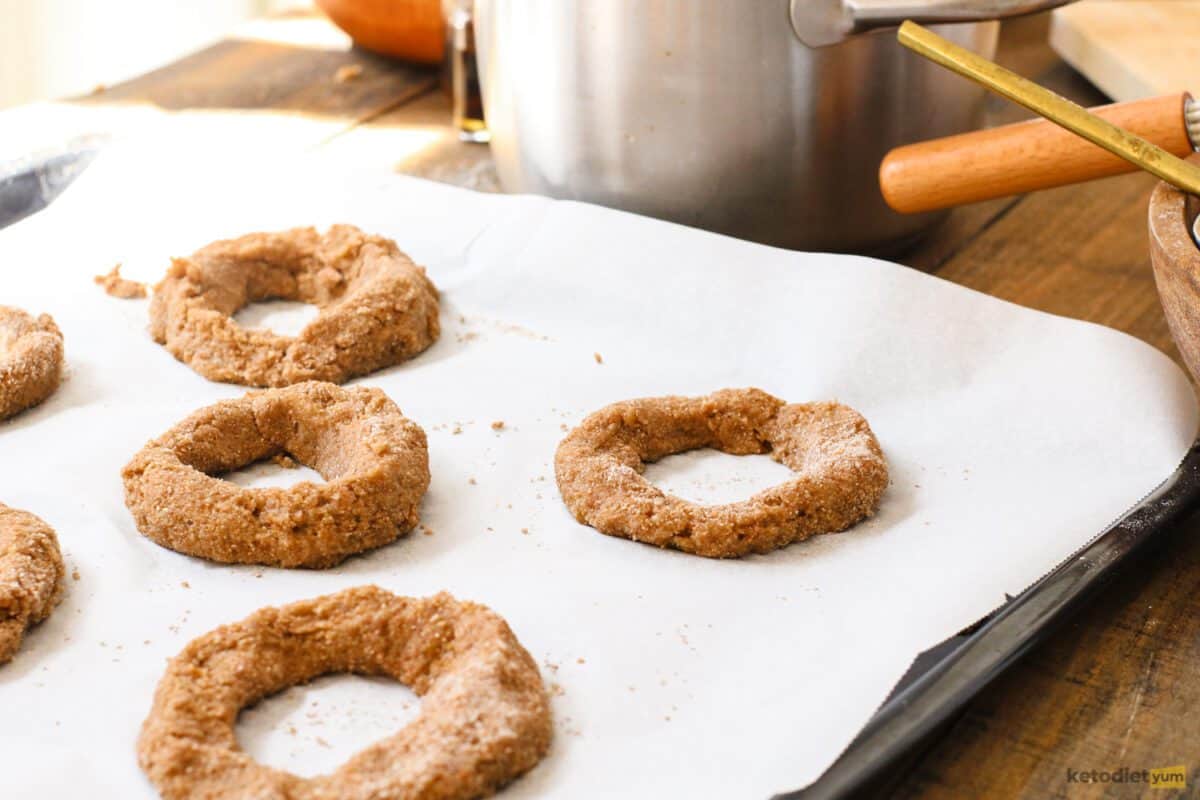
xmin=791 ymin=0 xmax=1075 ymax=47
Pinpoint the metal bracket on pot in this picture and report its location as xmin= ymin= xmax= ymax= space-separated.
xmin=790 ymin=0 xmax=1076 ymax=48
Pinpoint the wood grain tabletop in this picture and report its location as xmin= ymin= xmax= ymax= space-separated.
xmin=25 ymin=10 xmax=1200 ymax=799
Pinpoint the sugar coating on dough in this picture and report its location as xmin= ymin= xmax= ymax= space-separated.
xmin=122 ymin=381 xmax=430 ymax=568
xmin=0 ymin=305 xmax=64 ymax=422
xmin=0 ymin=503 xmax=65 ymax=665
xmin=138 ymin=586 xmax=552 ymax=800
xmin=149 ymin=225 xmax=440 ymax=387
xmin=555 ymin=387 xmax=888 ymax=558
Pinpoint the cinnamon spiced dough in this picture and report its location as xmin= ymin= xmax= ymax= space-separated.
xmin=0 ymin=503 xmax=65 ymax=665
xmin=0 ymin=306 xmax=64 ymax=421
xmin=122 ymin=381 xmax=429 ymax=568
xmin=555 ymin=388 xmax=888 ymax=558
xmin=138 ymin=586 xmax=552 ymax=800
xmin=149 ymin=225 xmax=439 ymax=387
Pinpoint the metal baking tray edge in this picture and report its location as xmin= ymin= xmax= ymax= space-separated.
xmin=781 ymin=442 xmax=1200 ymax=799
xmin=4 ymin=145 xmax=1199 ymax=800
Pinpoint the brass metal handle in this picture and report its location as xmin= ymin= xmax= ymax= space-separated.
xmin=791 ymin=0 xmax=1075 ymax=47
xmin=897 ymin=20 xmax=1200 ymax=197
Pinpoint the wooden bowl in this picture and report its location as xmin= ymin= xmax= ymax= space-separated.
xmin=316 ymin=0 xmax=445 ymax=64
xmin=1149 ymin=163 xmax=1200 ymax=383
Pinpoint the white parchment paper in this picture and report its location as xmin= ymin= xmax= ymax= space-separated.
xmin=0 ymin=139 xmax=1195 ymax=798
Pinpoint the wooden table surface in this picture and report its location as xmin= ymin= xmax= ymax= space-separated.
xmin=36 ymin=10 xmax=1200 ymax=799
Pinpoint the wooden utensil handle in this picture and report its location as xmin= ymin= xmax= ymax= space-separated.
xmin=880 ymin=92 xmax=1194 ymax=214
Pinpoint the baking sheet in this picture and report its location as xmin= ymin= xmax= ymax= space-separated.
xmin=0 ymin=138 xmax=1196 ymax=798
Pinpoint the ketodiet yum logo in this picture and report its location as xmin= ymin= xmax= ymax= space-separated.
xmin=1065 ymin=765 xmax=1187 ymax=789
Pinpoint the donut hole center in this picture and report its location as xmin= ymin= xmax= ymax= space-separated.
xmin=238 ymin=673 xmax=422 ymax=778
xmin=233 ymin=299 xmax=320 ymax=337
xmin=169 ymin=420 xmax=331 ymax=487
xmin=220 ymin=454 xmax=326 ymax=488
xmin=171 ymin=398 xmax=373 ymax=487
xmin=643 ymin=449 xmax=796 ymax=505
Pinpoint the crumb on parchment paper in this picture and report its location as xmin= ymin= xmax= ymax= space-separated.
xmin=94 ymin=264 xmax=148 ymax=299
xmin=272 ymin=453 xmax=300 ymax=469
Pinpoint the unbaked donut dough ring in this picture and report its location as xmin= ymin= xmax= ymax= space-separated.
xmin=149 ymin=225 xmax=440 ymax=387
xmin=555 ymin=387 xmax=888 ymax=558
xmin=138 ymin=586 xmax=552 ymax=800
xmin=122 ymin=381 xmax=430 ymax=568
xmin=0 ymin=306 xmax=64 ymax=422
xmin=0 ymin=503 xmax=65 ymax=665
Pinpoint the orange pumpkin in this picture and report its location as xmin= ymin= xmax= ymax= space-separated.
xmin=316 ymin=0 xmax=445 ymax=64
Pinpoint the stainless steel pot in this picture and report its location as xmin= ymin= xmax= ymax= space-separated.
xmin=474 ymin=0 xmax=1071 ymax=253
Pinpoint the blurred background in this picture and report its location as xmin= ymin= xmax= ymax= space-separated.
xmin=2 ymin=0 xmax=1194 ymax=254
xmin=0 ymin=0 xmax=304 ymax=108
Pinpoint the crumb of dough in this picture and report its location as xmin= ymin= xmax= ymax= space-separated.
xmin=491 ymin=420 xmax=505 ymax=431
xmin=593 ymin=352 xmax=603 ymax=364
xmin=271 ymin=453 xmax=300 ymax=470
xmin=94 ymin=264 xmax=148 ymax=299
xmin=180 ymin=581 xmax=190 ymax=589
xmin=334 ymin=64 xmax=363 ymax=83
